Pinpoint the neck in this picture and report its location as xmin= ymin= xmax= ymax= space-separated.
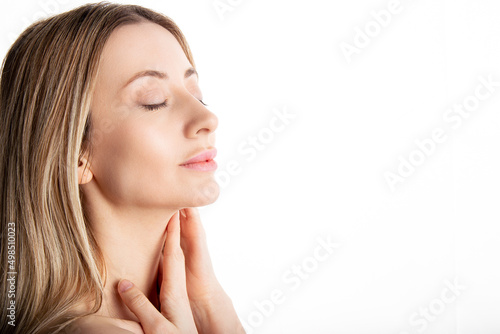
xmin=84 ymin=197 xmax=176 ymax=321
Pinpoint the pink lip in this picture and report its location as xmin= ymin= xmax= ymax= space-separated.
xmin=180 ymin=148 xmax=217 ymax=171
xmin=180 ymin=160 xmax=217 ymax=171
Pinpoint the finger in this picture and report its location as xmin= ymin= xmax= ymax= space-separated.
xmin=157 ymin=251 xmax=163 ymax=294
xmin=180 ymin=207 xmax=203 ymax=234
xmin=160 ymin=211 xmax=194 ymax=323
xmin=179 ymin=207 xmax=207 ymax=251
xmin=118 ymin=279 xmax=175 ymax=334
xmin=179 ymin=208 xmax=218 ymax=284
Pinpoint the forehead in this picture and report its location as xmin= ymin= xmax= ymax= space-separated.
xmin=97 ymin=21 xmax=191 ymax=90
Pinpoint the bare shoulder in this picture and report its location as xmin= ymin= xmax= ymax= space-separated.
xmin=64 ymin=315 xmax=144 ymax=334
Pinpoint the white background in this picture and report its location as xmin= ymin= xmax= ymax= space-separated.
xmin=2 ymin=0 xmax=500 ymax=333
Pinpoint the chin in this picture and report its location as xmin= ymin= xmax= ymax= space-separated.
xmin=190 ymin=179 xmax=220 ymax=207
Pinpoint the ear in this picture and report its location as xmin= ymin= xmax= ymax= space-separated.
xmin=78 ymin=156 xmax=94 ymax=185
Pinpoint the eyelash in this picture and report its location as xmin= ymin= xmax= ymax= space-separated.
xmin=142 ymin=99 xmax=207 ymax=111
xmin=143 ymin=101 xmax=167 ymax=111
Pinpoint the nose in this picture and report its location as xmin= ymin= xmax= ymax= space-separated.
xmin=183 ymin=95 xmax=218 ymax=139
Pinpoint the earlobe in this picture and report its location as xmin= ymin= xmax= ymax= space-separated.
xmin=78 ymin=157 xmax=94 ymax=185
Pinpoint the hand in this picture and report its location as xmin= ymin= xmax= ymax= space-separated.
xmin=117 ymin=211 xmax=198 ymax=334
xmin=177 ymin=207 xmax=246 ymax=334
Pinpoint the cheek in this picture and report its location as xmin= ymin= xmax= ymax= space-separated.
xmin=91 ymin=117 xmax=179 ymax=205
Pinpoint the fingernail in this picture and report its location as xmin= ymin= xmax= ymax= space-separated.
xmin=180 ymin=209 xmax=187 ymax=218
xmin=118 ymin=279 xmax=133 ymax=293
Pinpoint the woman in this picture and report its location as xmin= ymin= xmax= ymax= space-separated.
xmin=0 ymin=2 xmax=245 ymax=333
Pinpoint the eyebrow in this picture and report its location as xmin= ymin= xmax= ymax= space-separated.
xmin=124 ymin=67 xmax=198 ymax=88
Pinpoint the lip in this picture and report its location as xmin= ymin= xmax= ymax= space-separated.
xmin=180 ymin=148 xmax=217 ymax=166
xmin=180 ymin=160 xmax=217 ymax=171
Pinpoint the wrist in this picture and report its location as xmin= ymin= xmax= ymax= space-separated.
xmin=191 ymin=288 xmax=245 ymax=334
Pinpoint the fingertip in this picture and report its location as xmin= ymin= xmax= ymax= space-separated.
xmin=118 ymin=279 xmax=133 ymax=293
xmin=167 ymin=211 xmax=179 ymax=229
xmin=190 ymin=207 xmax=200 ymax=218
xmin=182 ymin=207 xmax=201 ymax=220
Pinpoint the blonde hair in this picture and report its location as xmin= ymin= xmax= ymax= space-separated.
xmin=0 ymin=3 xmax=195 ymax=333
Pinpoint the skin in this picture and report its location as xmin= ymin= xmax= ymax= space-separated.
xmin=73 ymin=21 xmax=245 ymax=333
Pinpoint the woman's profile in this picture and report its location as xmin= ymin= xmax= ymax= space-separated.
xmin=0 ymin=2 xmax=245 ymax=333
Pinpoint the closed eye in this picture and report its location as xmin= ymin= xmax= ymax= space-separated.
xmin=142 ymin=99 xmax=207 ymax=112
xmin=142 ymin=101 xmax=167 ymax=111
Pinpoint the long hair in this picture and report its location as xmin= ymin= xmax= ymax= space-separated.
xmin=0 ymin=3 xmax=195 ymax=333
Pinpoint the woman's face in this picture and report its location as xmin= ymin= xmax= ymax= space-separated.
xmin=85 ymin=21 xmax=219 ymax=209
